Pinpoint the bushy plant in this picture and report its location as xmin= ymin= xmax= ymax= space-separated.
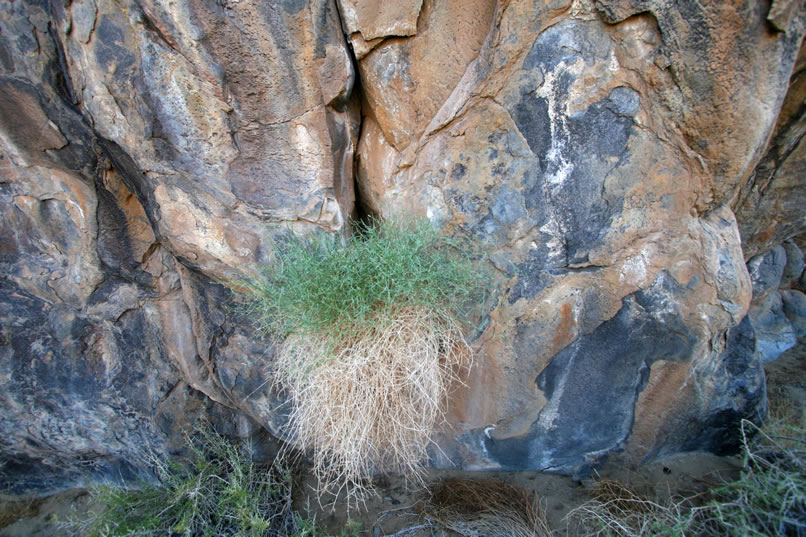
xmin=67 ymin=427 xmax=294 ymax=537
xmin=565 ymin=409 xmax=806 ymax=537
xmin=243 ymin=218 xmax=489 ymax=504
xmin=704 ymin=415 xmax=806 ymax=536
xmin=64 ymin=426 xmax=361 ymax=537
xmin=247 ymin=218 xmax=486 ymax=346
xmin=564 ymin=478 xmax=697 ymax=537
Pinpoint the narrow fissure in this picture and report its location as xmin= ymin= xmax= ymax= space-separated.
xmin=333 ymin=1 xmax=377 ymax=231
xmin=350 ymin=101 xmax=377 ymax=230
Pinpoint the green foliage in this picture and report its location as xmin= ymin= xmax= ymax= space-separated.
xmin=566 ymin=411 xmax=806 ymax=537
xmin=239 ymin=219 xmax=488 ymax=502
xmin=65 ymin=426 xmax=351 ymax=537
xmin=245 ymin=218 xmax=488 ymax=345
xmin=702 ymin=416 xmax=806 ymax=537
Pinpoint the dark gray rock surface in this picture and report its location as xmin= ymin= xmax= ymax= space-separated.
xmin=782 ymin=240 xmax=805 ymax=288
xmin=782 ymin=289 xmax=806 ymax=338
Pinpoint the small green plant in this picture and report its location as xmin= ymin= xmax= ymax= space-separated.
xmin=703 ymin=415 xmax=806 ymax=536
xmin=248 ymin=218 xmax=486 ymax=346
xmin=65 ymin=426 xmax=296 ymax=537
xmin=63 ymin=425 xmax=363 ymax=537
xmin=243 ymin=218 xmax=489 ymax=504
xmin=565 ymin=405 xmax=806 ymax=537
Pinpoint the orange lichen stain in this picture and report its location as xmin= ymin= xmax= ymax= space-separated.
xmin=754 ymin=224 xmax=776 ymax=248
xmin=551 ymin=303 xmax=576 ymax=353
xmin=623 ymin=360 xmax=693 ymax=464
xmin=445 ymin=307 xmax=506 ymax=428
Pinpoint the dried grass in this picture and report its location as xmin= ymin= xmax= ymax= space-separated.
xmin=565 ymin=413 xmax=806 ymax=537
xmin=275 ymin=306 xmax=470 ymax=506
xmin=422 ymin=478 xmax=552 ymax=537
xmin=0 ymin=497 xmax=43 ymax=529
xmin=565 ymin=479 xmax=698 ymax=537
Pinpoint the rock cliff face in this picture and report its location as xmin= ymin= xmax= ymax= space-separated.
xmin=1 ymin=0 xmax=805 ymax=491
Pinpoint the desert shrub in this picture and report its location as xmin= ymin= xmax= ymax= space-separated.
xmin=66 ymin=427 xmax=301 ymax=537
xmin=243 ymin=218 xmax=488 ymax=504
xmin=247 ymin=218 xmax=485 ymax=346
xmin=564 ymin=479 xmax=697 ymax=537
xmin=565 ymin=411 xmax=806 ymax=537
xmin=422 ymin=478 xmax=552 ymax=537
xmin=276 ymin=306 xmax=469 ymax=499
xmin=704 ymin=415 xmax=806 ymax=536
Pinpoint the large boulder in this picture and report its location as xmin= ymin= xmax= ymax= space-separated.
xmin=0 ymin=0 xmax=357 ymax=492
xmin=1 ymin=0 xmax=805 ymax=490
xmin=355 ymin=0 xmax=803 ymax=473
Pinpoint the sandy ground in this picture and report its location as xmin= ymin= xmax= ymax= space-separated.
xmin=292 ymin=447 xmax=741 ymax=536
xmin=0 ymin=489 xmax=91 ymax=537
xmin=2 ymin=338 xmax=803 ymax=537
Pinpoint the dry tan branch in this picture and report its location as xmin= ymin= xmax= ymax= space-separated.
xmin=275 ymin=306 xmax=471 ymax=506
xmin=423 ymin=478 xmax=552 ymax=537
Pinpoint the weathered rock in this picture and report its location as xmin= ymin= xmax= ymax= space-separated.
xmin=748 ymin=246 xmax=788 ymax=300
xmin=768 ymin=0 xmax=801 ymax=33
xmin=782 ymin=289 xmax=806 ymax=337
xmin=782 ymin=240 xmax=805 ymax=288
xmin=735 ymin=37 xmax=806 ymax=258
xmin=355 ymin=0 xmax=496 ymax=151
xmin=1 ymin=0 xmax=806 ymax=492
xmin=743 ymin=245 xmax=799 ymax=361
xmin=337 ymin=0 xmax=422 ymax=41
xmin=0 ymin=0 xmax=358 ymax=492
xmin=356 ymin=0 xmax=803 ymax=473
xmin=748 ymin=291 xmax=798 ymax=362
xmin=462 ymin=275 xmax=701 ymax=474
xmin=679 ymin=315 xmax=766 ymax=456
xmin=59 ymin=0 xmax=359 ymax=280
xmin=0 ymin=271 xmax=172 ymax=493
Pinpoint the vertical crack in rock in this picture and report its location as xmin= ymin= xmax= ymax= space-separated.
xmin=44 ymin=18 xmax=79 ymax=110
xmin=331 ymin=0 xmax=372 ymax=226
xmin=95 ymin=138 xmax=161 ymax=236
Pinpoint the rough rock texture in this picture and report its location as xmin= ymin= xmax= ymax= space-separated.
xmin=782 ymin=240 xmax=806 ymax=288
xmin=1 ymin=0 xmax=805 ymax=490
xmin=0 ymin=0 xmax=356 ymax=492
xmin=355 ymin=0 xmax=496 ymax=151
xmin=735 ymin=38 xmax=806 ymax=258
xmin=356 ymin=0 xmax=804 ymax=473
xmin=782 ymin=289 xmax=806 ymax=337
xmin=746 ymin=245 xmax=800 ymax=361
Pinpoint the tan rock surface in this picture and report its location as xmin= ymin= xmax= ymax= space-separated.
xmin=60 ymin=0 xmax=359 ymax=280
xmin=356 ymin=0 xmax=496 ymax=150
xmin=337 ymin=0 xmax=423 ymax=40
xmin=0 ymin=0 xmax=360 ymax=492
